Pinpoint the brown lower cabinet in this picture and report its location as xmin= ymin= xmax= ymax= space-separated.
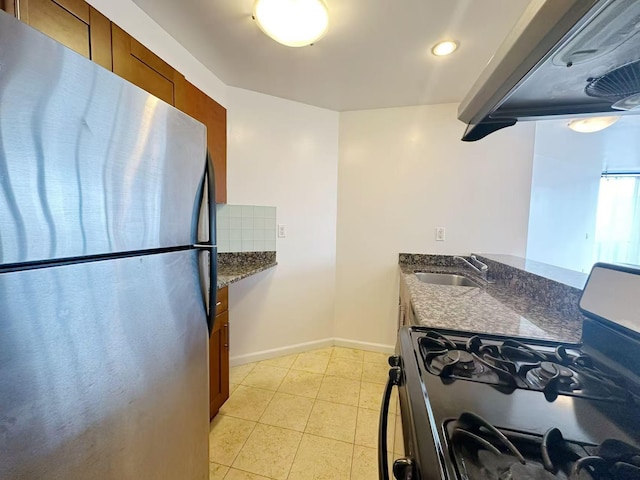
xmin=210 ymin=286 xmax=229 ymax=419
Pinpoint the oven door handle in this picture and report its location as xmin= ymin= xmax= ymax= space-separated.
xmin=379 ymin=362 xmax=401 ymax=480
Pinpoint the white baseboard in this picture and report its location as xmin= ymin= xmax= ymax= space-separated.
xmin=229 ymin=337 xmax=395 ymax=366
xmin=333 ymin=338 xmax=395 ymax=354
xmin=229 ymin=338 xmax=334 ymax=367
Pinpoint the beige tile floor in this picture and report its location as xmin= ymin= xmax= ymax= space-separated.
xmin=209 ymin=347 xmax=402 ymax=480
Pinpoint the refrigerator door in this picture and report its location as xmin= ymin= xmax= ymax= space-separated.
xmin=0 ymin=12 xmax=206 ymax=267
xmin=0 ymin=250 xmax=209 ymax=479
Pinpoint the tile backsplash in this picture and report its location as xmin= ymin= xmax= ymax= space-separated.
xmin=216 ymin=204 xmax=277 ymax=253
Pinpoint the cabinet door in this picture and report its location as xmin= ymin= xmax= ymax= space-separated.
xmin=209 ymin=309 xmax=229 ymax=419
xmin=182 ymin=81 xmax=227 ymax=204
xmin=16 ymin=0 xmax=111 ymax=70
xmin=112 ymin=24 xmax=185 ymax=107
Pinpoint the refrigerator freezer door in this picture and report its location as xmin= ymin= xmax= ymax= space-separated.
xmin=0 ymin=12 xmax=206 ymax=266
xmin=0 ymin=250 xmax=208 ymax=479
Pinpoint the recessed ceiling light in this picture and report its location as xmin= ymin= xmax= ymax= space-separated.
xmin=567 ymin=116 xmax=620 ymax=133
xmin=431 ymin=40 xmax=459 ymax=57
xmin=253 ymin=0 xmax=329 ymax=48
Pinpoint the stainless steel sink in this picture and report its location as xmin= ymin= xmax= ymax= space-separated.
xmin=414 ymin=272 xmax=480 ymax=287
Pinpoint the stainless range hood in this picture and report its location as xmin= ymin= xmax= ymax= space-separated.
xmin=458 ymin=0 xmax=640 ymax=141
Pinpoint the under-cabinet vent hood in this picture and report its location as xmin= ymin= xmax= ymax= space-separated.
xmin=458 ymin=0 xmax=640 ymax=141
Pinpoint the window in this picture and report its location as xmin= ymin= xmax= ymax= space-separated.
xmin=593 ymin=173 xmax=640 ymax=266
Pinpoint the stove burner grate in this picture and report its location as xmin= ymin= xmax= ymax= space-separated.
xmin=418 ymin=331 xmax=635 ymax=403
xmin=447 ymin=412 xmax=640 ymax=480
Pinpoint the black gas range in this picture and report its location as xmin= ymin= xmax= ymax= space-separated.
xmin=379 ymin=263 xmax=640 ymax=480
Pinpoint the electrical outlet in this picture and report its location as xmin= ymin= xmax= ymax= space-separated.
xmin=278 ymin=224 xmax=286 ymax=238
xmin=436 ymin=227 xmax=446 ymax=241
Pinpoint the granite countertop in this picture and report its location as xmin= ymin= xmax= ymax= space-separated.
xmin=399 ymin=255 xmax=585 ymax=343
xmin=217 ymin=252 xmax=277 ymax=289
xmin=478 ymin=254 xmax=588 ymax=290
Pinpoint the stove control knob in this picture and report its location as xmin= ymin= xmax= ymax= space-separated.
xmin=389 ymin=366 xmax=402 ymax=386
xmin=388 ymin=355 xmax=401 ymax=367
xmin=393 ymin=458 xmax=414 ymax=479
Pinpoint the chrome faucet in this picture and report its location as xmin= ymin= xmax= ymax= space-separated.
xmin=453 ymin=255 xmax=489 ymax=280
xmin=471 ymin=255 xmax=489 ymax=274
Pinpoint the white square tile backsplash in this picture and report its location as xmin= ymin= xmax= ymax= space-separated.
xmin=216 ymin=204 xmax=277 ymax=253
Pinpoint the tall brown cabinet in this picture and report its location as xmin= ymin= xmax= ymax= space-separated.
xmin=182 ymin=81 xmax=227 ymax=204
xmin=3 ymin=0 xmax=230 ymax=419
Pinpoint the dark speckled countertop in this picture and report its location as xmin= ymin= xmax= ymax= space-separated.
xmin=399 ymin=254 xmax=585 ymax=343
xmin=217 ymin=252 xmax=277 ymax=289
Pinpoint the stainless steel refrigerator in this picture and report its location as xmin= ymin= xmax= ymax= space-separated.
xmin=0 ymin=11 xmax=216 ymax=479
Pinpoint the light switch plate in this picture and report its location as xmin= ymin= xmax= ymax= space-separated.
xmin=278 ymin=224 xmax=286 ymax=238
xmin=436 ymin=227 xmax=446 ymax=241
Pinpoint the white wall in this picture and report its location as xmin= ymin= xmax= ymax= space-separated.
xmin=86 ymin=0 xmax=227 ymax=105
xmin=527 ymin=121 xmax=603 ymax=273
xmin=225 ymin=87 xmax=339 ymax=361
xmin=527 ymin=116 xmax=640 ymax=273
xmin=335 ymin=103 xmax=536 ymax=347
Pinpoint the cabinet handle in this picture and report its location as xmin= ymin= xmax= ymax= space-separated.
xmin=223 ymin=324 xmax=228 ymax=348
xmin=216 ymin=301 xmax=222 ymax=306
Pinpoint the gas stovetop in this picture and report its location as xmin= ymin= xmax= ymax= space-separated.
xmin=391 ymin=322 xmax=640 ymax=480
xmin=417 ymin=329 xmax=637 ymax=403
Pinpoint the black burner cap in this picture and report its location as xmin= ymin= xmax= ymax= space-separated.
xmin=444 ymin=350 xmax=474 ymax=364
xmin=540 ymin=362 xmax=573 ymax=378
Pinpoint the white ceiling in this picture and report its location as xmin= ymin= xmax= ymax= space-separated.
xmin=131 ymin=0 xmax=531 ymax=111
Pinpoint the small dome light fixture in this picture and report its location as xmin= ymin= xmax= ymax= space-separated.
xmin=253 ymin=0 xmax=329 ymax=48
xmin=567 ymin=116 xmax=620 ymax=133
xmin=431 ymin=40 xmax=459 ymax=57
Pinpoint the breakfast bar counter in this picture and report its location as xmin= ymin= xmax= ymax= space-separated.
xmin=399 ymin=254 xmax=585 ymax=343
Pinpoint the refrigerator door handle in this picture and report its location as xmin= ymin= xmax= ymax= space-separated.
xmin=194 ymin=244 xmax=217 ymax=335
xmin=194 ymin=151 xmax=217 ymax=336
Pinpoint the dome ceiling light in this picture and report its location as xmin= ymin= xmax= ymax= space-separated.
xmin=253 ymin=0 xmax=329 ymax=48
xmin=567 ymin=116 xmax=620 ymax=133
xmin=431 ymin=40 xmax=459 ymax=56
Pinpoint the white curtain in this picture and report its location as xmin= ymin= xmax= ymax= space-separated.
xmin=593 ymin=175 xmax=640 ymax=266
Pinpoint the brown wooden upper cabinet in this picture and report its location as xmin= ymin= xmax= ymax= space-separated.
xmin=2 ymin=0 xmax=227 ymax=203
xmin=4 ymin=0 xmax=112 ymax=70
xmin=111 ymin=24 xmax=185 ymax=108
xmin=182 ymin=81 xmax=228 ymax=204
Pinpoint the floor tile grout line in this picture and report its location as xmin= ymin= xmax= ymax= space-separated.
xmin=284 ymin=433 xmax=304 ymax=480
xmin=351 ymin=401 xmax=366 ymax=480
xmin=286 ymin=374 xmax=323 ymax=480
xmin=220 ymin=414 xmax=259 ymax=473
xmin=349 ymin=441 xmax=356 ymax=480
xmin=222 ymin=464 xmax=276 ymax=480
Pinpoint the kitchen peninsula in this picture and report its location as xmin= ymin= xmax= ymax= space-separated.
xmin=399 ymin=253 xmax=585 ymax=343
